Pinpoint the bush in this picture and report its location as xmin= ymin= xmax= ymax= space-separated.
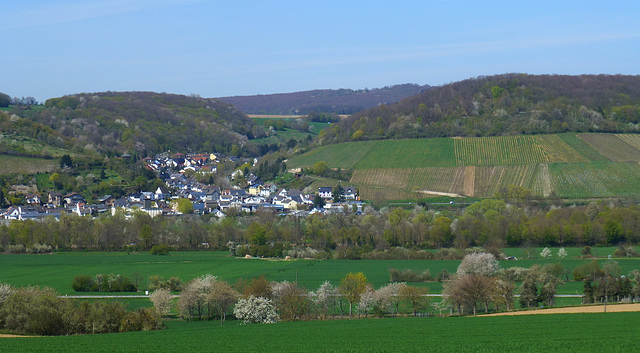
xmin=613 ymin=245 xmax=640 ymax=258
xmin=233 ymin=296 xmax=279 ymax=324
xmin=150 ymin=244 xmax=170 ymax=255
xmin=71 ymin=275 xmax=94 ymax=292
xmin=389 ymin=268 xmax=433 ymax=282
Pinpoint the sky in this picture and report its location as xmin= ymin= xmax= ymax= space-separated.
xmin=2 ymin=0 xmax=640 ymax=102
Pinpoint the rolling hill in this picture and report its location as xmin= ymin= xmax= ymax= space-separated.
xmin=0 ymin=92 xmax=254 ymax=158
xmin=318 ymin=74 xmax=640 ymax=144
xmin=288 ymin=133 xmax=640 ymax=200
xmin=217 ymin=84 xmax=431 ymax=115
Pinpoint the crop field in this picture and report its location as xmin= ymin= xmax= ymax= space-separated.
xmin=2 ymin=312 xmax=639 ymax=352
xmin=2 ymin=248 xmax=639 ymax=295
xmin=549 ymin=162 xmax=640 ymax=197
xmin=288 ymin=140 xmax=378 ymax=170
xmin=0 ymin=155 xmax=57 ymax=175
xmin=578 ymin=134 xmax=640 ymax=162
xmin=557 ymin=134 xmax=610 ymax=161
xmin=453 ymin=135 xmax=588 ymax=166
xmin=287 ymin=133 xmax=640 ymax=200
xmin=354 ymin=138 xmax=456 ymax=169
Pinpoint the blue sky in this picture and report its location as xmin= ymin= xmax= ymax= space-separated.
xmin=2 ymin=0 xmax=639 ymax=102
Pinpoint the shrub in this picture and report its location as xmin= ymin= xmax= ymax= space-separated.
xmin=150 ymin=244 xmax=170 ymax=255
xmin=233 ymin=296 xmax=279 ymax=324
xmin=6 ymin=244 xmax=25 ymax=254
xmin=613 ymin=245 xmax=640 ymax=258
xmin=71 ymin=275 xmax=94 ymax=292
xmin=389 ymin=268 xmax=433 ymax=282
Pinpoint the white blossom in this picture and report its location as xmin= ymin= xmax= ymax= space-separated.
xmin=233 ymin=296 xmax=279 ymax=324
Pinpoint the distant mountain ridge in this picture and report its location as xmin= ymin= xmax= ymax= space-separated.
xmin=218 ymin=84 xmax=431 ymax=115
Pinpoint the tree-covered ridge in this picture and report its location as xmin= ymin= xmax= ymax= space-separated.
xmin=319 ymin=74 xmax=640 ymax=143
xmin=218 ymin=84 xmax=431 ymax=115
xmin=6 ymin=92 xmax=254 ymax=157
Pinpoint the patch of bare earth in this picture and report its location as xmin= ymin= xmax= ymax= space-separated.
xmin=463 ymin=166 xmax=475 ymax=197
xmin=0 ymin=334 xmax=36 ymax=338
xmin=482 ymin=303 xmax=640 ymax=316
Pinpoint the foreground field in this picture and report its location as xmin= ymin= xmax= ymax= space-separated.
xmin=2 ymin=313 xmax=639 ymax=352
xmin=289 ymin=133 xmax=640 ymax=199
xmin=0 ymin=248 xmax=637 ymax=296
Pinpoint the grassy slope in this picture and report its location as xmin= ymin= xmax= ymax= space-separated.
xmin=3 ymin=313 xmax=639 ymax=352
xmin=288 ymin=133 xmax=640 ymax=199
xmin=0 ymin=155 xmax=58 ymax=175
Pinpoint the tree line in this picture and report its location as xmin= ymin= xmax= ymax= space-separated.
xmin=0 ymin=283 xmax=161 ymax=335
xmin=3 ymin=199 xmax=640 ymax=254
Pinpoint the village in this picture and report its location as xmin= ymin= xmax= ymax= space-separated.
xmin=1 ymin=152 xmax=362 ymax=221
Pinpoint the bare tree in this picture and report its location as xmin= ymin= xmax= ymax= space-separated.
xmin=207 ymin=281 xmax=238 ymax=325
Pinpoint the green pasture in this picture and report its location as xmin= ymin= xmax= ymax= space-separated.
xmin=2 ymin=312 xmax=639 ymax=352
xmin=1 ymin=248 xmax=638 ymax=296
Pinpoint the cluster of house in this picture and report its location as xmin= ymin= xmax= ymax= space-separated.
xmin=1 ymin=151 xmax=362 ymax=221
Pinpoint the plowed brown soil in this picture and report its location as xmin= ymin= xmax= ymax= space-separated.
xmin=482 ymin=303 xmax=640 ymax=316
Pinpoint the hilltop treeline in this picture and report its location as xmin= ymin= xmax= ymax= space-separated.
xmin=319 ymin=74 xmax=640 ymax=143
xmin=219 ymin=84 xmax=430 ymax=115
xmin=2 ymin=199 xmax=640 ymax=254
xmin=2 ymin=92 xmax=255 ymax=157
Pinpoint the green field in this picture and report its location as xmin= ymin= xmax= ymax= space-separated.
xmin=288 ymin=133 xmax=640 ymax=199
xmin=2 ymin=313 xmax=639 ymax=352
xmin=1 ymin=248 xmax=638 ymax=296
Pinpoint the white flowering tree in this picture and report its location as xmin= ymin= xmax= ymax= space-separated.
xmin=557 ymin=248 xmax=568 ymax=259
xmin=358 ymin=286 xmax=376 ymax=317
xmin=233 ymin=296 xmax=279 ymax=324
xmin=149 ymin=288 xmax=173 ymax=317
xmin=457 ymin=252 xmax=499 ymax=277
xmin=311 ymin=281 xmax=338 ymax=320
xmin=540 ymin=247 xmax=552 ymax=258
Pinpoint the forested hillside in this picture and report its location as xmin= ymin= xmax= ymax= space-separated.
xmin=319 ymin=74 xmax=640 ymax=144
xmin=218 ymin=84 xmax=430 ymax=115
xmin=1 ymin=92 xmax=254 ymax=157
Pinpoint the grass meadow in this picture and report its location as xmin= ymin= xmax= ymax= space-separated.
xmin=2 ymin=313 xmax=639 ymax=352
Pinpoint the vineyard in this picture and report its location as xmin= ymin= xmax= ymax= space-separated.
xmin=288 ymin=133 xmax=640 ymax=200
xmin=578 ymin=134 xmax=640 ymax=162
xmin=453 ymin=135 xmax=588 ymax=166
xmin=549 ymin=162 xmax=640 ymax=197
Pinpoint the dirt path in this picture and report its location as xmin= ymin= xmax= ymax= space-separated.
xmin=541 ymin=163 xmax=551 ymax=197
xmin=0 ymin=334 xmax=35 ymax=338
xmin=482 ymin=303 xmax=640 ymax=316
xmin=463 ymin=166 xmax=475 ymax=197
xmin=416 ymin=190 xmax=464 ymax=198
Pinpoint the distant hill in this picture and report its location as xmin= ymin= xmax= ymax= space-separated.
xmin=288 ymin=133 xmax=640 ymax=200
xmin=1 ymin=92 xmax=254 ymax=157
xmin=319 ymin=74 xmax=640 ymax=144
xmin=217 ymin=84 xmax=431 ymax=115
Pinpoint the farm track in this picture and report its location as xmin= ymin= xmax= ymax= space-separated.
xmin=482 ymin=303 xmax=640 ymax=316
xmin=463 ymin=166 xmax=475 ymax=196
xmin=541 ymin=164 xmax=551 ymax=197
